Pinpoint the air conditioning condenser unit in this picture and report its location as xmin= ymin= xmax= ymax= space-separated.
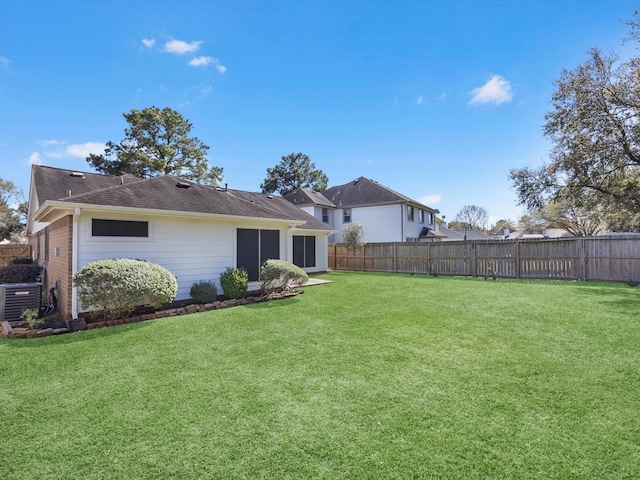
xmin=0 ymin=283 xmax=42 ymax=322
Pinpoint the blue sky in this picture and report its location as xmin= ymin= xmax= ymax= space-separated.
xmin=1 ymin=0 xmax=637 ymax=225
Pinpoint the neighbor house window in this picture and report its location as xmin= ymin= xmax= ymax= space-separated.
xmin=343 ymin=208 xmax=352 ymax=223
xmin=322 ymin=208 xmax=329 ymax=223
xmin=237 ymin=229 xmax=280 ymax=281
xmin=92 ymin=219 xmax=149 ymax=237
xmin=419 ymin=210 xmax=425 ymax=224
xmin=427 ymin=213 xmax=434 ymax=225
xmin=293 ymin=235 xmax=316 ymax=268
xmin=407 ymin=206 xmax=414 ymax=222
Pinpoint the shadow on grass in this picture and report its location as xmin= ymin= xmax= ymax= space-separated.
xmin=244 ymin=296 xmax=304 ymax=310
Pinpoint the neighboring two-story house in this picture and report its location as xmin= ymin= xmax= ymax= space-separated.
xmin=284 ymin=177 xmax=443 ymax=243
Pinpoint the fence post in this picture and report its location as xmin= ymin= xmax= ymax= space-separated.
xmin=471 ymin=242 xmax=477 ymax=277
xmin=515 ymin=240 xmax=521 ymax=279
xmin=362 ymin=244 xmax=366 ymax=272
xmin=393 ymin=243 xmax=398 ymax=273
xmin=578 ymin=238 xmax=586 ymax=281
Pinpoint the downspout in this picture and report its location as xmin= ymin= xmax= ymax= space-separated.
xmin=72 ymin=207 xmax=80 ymax=319
xmin=286 ymin=224 xmax=295 ymax=263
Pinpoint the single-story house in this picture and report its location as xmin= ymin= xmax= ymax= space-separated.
xmin=439 ymin=227 xmax=493 ymax=241
xmin=284 ymin=177 xmax=442 ymax=243
xmin=27 ymin=165 xmax=335 ymax=319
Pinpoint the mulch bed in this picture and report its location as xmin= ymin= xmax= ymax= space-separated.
xmin=2 ymin=289 xmax=303 ymax=339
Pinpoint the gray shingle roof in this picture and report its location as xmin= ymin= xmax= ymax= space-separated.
xmin=440 ymin=227 xmax=492 ymax=241
xmin=319 ymin=177 xmax=438 ymax=212
xmin=283 ymin=189 xmax=335 ymax=207
xmin=228 ymin=189 xmax=333 ymax=231
xmin=32 ymin=165 xmax=333 ymax=231
xmin=32 ymin=165 xmax=140 ymax=204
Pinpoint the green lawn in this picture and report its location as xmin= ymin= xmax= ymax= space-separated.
xmin=2 ymin=271 xmax=639 ymax=479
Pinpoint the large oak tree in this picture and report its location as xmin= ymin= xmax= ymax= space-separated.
xmin=87 ymin=106 xmax=223 ymax=185
xmin=510 ymin=25 xmax=640 ymax=231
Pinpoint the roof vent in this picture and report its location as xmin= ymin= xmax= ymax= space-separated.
xmin=267 ymin=195 xmax=274 ymax=199
xmin=176 ymin=181 xmax=191 ymax=189
xmin=70 ymin=172 xmax=85 ymax=178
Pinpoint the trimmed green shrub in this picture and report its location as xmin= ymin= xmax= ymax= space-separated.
xmin=260 ymin=259 xmax=308 ymax=295
xmin=219 ymin=267 xmax=248 ymax=300
xmin=11 ymin=256 xmax=35 ymax=265
xmin=190 ymin=280 xmax=218 ymax=303
xmin=73 ymin=258 xmax=178 ymax=320
xmin=0 ymin=264 xmax=42 ymax=283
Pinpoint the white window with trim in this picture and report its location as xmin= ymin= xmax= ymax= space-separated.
xmin=407 ymin=205 xmax=414 ymax=222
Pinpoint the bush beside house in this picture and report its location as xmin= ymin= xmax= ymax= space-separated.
xmin=73 ymin=258 xmax=178 ymax=321
xmin=219 ymin=267 xmax=249 ymax=300
xmin=260 ymin=259 xmax=308 ymax=295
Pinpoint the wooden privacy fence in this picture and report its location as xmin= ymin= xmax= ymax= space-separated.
xmin=329 ymin=236 xmax=640 ymax=282
xmin=0 ymin=244 xmax=31 ymax=267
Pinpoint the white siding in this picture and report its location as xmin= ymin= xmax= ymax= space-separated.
xmin=332 ymin=204 xmax=403 ymax=243
xmin=78 ymin=212 xmax=238 ymax=301
xmin=402 ymin=205 xmax=435 ymax=241
xmin=299 ymin=205 xmax=315 ymax=217
xmin=75 ymin=210 xmax=330 ymax=309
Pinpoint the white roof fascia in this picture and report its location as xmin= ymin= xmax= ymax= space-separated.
xmin=33 ymin=200 xmax=309 ymax=228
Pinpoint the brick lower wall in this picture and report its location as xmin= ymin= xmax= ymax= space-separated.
xmin=31 ymin=216 xmax=73 ymax=319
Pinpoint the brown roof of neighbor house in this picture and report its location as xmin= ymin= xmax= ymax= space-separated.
xmin=319 ymin=177 xmax=439 ymax=212
xmin=283 ymin=188 xmax=336 ymax=208
xmin=31 ymin=166 xmax=333 ymax=231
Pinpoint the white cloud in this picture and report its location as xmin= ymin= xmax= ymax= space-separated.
xmin=0 ymin=57 xmax=9 ymax=67
xmin=188 ymin=56 xmax=226 ymax=73
xmin=27 ymin=152 xmax=43 ymax=165
xmin=189 ymin=56 xmax=213 ymax=67
xmin=469 ymin=75 xmax=513 ymax=106
xmin=436 ymin=92 xmax=447 ymax=101
xmin=199 ymin=84 xmax=213 ymax=96
xmin=39 ymin=139 xmax=64 ymax=146
xmin=142 ymin=38 xmax=156 ymax=48
xmin=65 ymin=141 xmax=105 ymax=158
xmin=164 ymin=39 xmax=202 ymax=54
xmin=416 ymin=96 xmax=424 ymax=105
xmin=417 ymin=193 xmax=442 ymax=206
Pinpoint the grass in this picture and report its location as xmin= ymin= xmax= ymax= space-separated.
xmin=1 ymin=271 xmax=640 ymax=479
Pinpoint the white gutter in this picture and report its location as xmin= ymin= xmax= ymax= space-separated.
xmin=72 ymin=207 xmax=80 ymax=319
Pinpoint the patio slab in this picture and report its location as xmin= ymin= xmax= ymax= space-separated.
xmin=304 ymin=278 xmax=333 ymax=286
